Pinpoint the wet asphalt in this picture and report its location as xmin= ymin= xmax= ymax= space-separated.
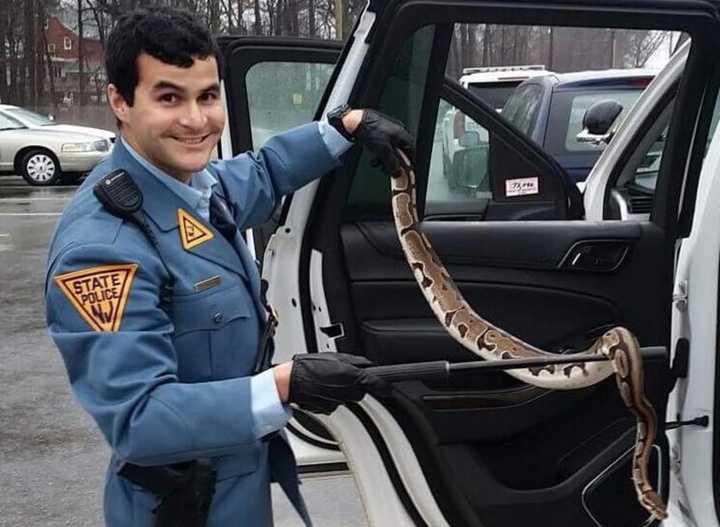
xmin=0 ymin=176 xmax=367 ymax=526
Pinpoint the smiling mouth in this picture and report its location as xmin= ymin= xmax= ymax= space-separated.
xmin=173 ymin=134 xmax=211 ymax=145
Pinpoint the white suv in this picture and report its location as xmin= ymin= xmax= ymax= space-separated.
xmin=440 ymin=65 xmax=548 ymax=191
xmin=218 ymin=5 xmax=719 ymax=525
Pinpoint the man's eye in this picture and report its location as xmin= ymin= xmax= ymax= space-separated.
xmin=200 ymin=92 xmax=219 ymax=102
xmin=160 ymin=94 xmax=178 ymax=103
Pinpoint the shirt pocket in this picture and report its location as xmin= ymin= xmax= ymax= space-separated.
xmin=171 ymin=285 xmax=255 ymax=381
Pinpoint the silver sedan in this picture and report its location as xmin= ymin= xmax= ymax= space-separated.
xmin=0 ymin=104 xmax=115 ymax=186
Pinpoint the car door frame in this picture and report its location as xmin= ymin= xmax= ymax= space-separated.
xmin=218 ymin=36 xmax=351 ymax=475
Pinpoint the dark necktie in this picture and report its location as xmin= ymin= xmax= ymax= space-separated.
xmin=209 ymin=192 xmax=276 ymax=373
xmin=209 ymin=192 xmax=238 ymax=245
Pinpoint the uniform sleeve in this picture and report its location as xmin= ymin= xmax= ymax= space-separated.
xmin=209 ymin=122 xmax=343 ymax=230
xmin=318 ymin=120 xmax=354 ymax=159
xmin=46 ymin=241 xmax=258 ymax=466
xmin=250 ymin=369 xmax=292 ymax=437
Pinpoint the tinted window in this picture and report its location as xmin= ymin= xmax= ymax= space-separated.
xmin=502 ymin=84 xmax=544 ymax=136
xmin=346 ymin=25 xmax=435 ymax=219
xmin=467 ymin=83 xmax=517 ymax=110
xmin=549 ymin=88 xmax=645 ymax=155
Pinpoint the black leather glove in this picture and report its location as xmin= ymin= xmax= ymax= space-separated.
xmin=354 ymin=110 xmax=415 ymax=175
xmin=288 ymin=353 xmax=390 ymax=415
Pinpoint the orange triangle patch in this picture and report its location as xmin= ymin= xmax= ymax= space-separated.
xmin=178 ymin=208 xmax=214 ymax=250
xmin=54 ymin=263 xmax=138 ymax=332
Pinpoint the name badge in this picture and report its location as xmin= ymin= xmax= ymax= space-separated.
xmin=193 ymin=275 xmax=221 ymax=293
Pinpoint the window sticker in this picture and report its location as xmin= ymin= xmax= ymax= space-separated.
xmin=505 ymin=177 xmax=539 ymax=197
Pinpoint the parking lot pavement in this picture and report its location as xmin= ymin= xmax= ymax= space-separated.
xmin=0 ymin=177 xmax=368 ymax=527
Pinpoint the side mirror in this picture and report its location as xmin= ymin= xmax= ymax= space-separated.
xmin=458 ymin=130 xmax=481 ymax=148
xmin=576 ymin=99 xmax=623 ymax=145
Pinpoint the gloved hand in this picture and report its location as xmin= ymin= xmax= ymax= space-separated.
xmin=288 ymin=353 xmax=390 ymax=415
xmin=354 ymin=110 xmax=415 ymax=175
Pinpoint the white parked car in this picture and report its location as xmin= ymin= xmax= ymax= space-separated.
xmin=0 ymin=104 xmax=115 ymax=186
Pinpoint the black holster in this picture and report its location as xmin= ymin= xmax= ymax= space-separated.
xmin=118 ymin=460 xmax=217 ymax=527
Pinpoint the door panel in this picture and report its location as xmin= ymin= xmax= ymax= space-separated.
xmin=337 ymin=218 xmax=671 ymax=526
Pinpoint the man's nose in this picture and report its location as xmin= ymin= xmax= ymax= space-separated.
xmin=179 ymin=101 xmax=208 ymax=129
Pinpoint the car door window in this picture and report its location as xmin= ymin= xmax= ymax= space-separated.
xmin=221 ymin=39 xmax=341 ymax=259
xmin=346 ymin=25 xmax=435 ymax=219
xmin=348 ymin=22 xmax=686 ymax=222
xmin=246 ymin=61 xmax=334 ymax=148
xmin=0 ymin=112 xmax=24 ymax=130
xmin=430 ymin=98 xmax=491 ymax=215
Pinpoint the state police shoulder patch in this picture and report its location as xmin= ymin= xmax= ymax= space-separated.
xmin=54 ymin=263 xmax=138 ymax=332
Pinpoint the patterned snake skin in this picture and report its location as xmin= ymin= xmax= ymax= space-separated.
xmin=388 ymin=154 xmax=667 ymax=520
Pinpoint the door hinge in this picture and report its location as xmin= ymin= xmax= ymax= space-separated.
xmin=673 ymin=280 xmax=688 ymax=311
xmin=665 ymin=416 xmax=709 ymax=430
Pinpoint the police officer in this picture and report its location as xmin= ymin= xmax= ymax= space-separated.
xmin=45 ymin=7 xmax=413 ymax=527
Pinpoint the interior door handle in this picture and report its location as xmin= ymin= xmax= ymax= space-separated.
xmin=559 ymin=240 xmax=630 ymax=272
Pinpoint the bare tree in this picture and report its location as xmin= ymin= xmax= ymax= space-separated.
xmin=621 ymin=30 xmax=668 ymax=67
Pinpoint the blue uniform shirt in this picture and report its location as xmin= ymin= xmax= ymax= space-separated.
xmin=46 ymin=121 xmax=351 ymax=527
xmin=123 ymin=138 xmax=296 ymax=439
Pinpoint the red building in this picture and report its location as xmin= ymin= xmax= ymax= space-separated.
xmin=45 ymin=16 xmax=105 ymax=104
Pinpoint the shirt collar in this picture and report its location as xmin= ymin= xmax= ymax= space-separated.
xmin=120 ymin=136 xmax=216 ymax=210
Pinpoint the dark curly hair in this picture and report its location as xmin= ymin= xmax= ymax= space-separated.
xmin=105 ymin=6 xmax=223 ymax=106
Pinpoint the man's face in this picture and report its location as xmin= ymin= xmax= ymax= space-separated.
xmin=108 ymin=53 xmax=225 ymax=182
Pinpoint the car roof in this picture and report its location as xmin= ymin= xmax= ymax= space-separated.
xmin=526 ymin=68 xmax=657 ymax=89
xmin=0 ymin=104 xmax=19 ymax=110
xmin=460 ymin=65 xmax=549 ymax=85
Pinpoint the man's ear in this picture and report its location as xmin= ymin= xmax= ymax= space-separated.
xmin=107 ymin=84 xmax=130 ymax=127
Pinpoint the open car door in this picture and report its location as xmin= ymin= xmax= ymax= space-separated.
xmin=218 ymin=37 xmax=348 ymax=475
xmin=246 ymin=1 xmax=720 ymax=526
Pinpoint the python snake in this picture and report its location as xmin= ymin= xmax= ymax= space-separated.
xmin=388 ymin=154 xmax=667 ymax=520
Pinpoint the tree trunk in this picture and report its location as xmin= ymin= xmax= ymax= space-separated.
xmin=548 ymin=27 xmax=554 ymax=70
xmin=274 ymin=0 xmax=283 ymax=35
xmin=254 ymin=0 xmax=261 ymax=35
xmin=41 ymin=13 xmax=57 ymax=110
xmin=335 ymin=0 xmax=345 ymax=39
xmin=0 ymin=4 xmax=8 ymax=103
xmin=308 ymin=0 xmax=316 ymax=37
xmin=482 ymin=25 xmax=489 ymax=66
xmin=78 ymin=0 xmax=85 ymax=107
xmin=209 ymin=0 xmax=220 ymax=33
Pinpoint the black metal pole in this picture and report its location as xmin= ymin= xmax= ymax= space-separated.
xmin=365 ymin=346 xmax=667 ymax=383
